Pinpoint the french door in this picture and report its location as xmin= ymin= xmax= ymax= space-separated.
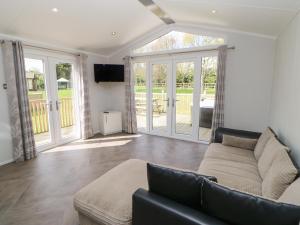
xmin=25 ymin=54 xmax=80 ymax=151
xmin=134 ymin=53 xmax=217 ymax=143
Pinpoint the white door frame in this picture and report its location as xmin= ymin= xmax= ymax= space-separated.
xmin=48 ymin=57 xmax=81 ymax=147
xmin=133 ymin=51 xmax=218 ymax=143
xmin=148 ymin=58 xmax=172 ymax=137
xmin=24 ymin=50 xmax=81 ymax=151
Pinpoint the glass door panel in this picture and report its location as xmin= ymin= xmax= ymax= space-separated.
xmin=25 ymin=57 xmax=52 ymax=147
xmin=174 ymin=61 xmax=195 ymax=136
xmin=151 ymin=63 xmax=169 ymax=134
xmin=133 ymin=62 xmax=147 ymax=132
xmin=199 ymin=56 xmax=217 ymax=142
xmin=54 ymin=62 xmax=78 ymax=139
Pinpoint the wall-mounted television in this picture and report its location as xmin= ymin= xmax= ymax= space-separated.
xmin=94 ymin=64 xmax=124 ymax=82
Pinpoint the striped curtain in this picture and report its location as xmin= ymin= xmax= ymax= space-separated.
xmin=124 ymin=56 xmax=137 ymax=134
xmin=1 ymin=41 xmax=37 ymax=161
xmin=211 ymin=45 xmax=228 ymax=142
xmin=77 ymin=54 xmax=93 ymax=139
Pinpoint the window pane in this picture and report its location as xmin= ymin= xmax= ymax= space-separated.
xmin=175 ymin=62 xmax=195 ymax=135
xmin=134 ymin=63 xmax=147 ymax=132
xmin=134 ymin=31 xmax=224 ymax=54
xmin=152 ymin=64 xmax=168 ymax=133
xmin=25 ymin=58 xmax=51 ymax=146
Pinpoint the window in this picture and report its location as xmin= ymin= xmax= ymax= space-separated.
xmin=133 ymin=31 xmax=224 ymax=54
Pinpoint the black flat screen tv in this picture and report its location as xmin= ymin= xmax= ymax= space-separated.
xmin=94 ymin=64 xmax=124 ymax=82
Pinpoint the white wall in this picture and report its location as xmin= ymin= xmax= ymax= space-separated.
xmin=109 ymin=25 xmax=276 ymax=133
xmin=270 ymin=13 xmax=300 ymax=165
xmin=0 ymin=45 xmax=108 ymax=165
xmin=0 ymin=46 xmax=13 ymax=165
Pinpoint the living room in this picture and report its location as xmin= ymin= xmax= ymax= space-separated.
xmin=0 ymin=0 xmax=300 ymax=225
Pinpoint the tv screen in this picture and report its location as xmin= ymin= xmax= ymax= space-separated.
xmin=94 ymin=64 xmax=124 ymax=82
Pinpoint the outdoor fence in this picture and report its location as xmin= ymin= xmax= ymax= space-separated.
xmin=29 ymin=98 xmax=74 ymax=134
xmin=135 ymin=92 xmax=215 ymax=115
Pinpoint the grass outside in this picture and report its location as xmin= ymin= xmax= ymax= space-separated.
xmin=28 ymin=89 xmax=72 ymax=99
xmin=135 ymin=86 xmax=215 ymax=94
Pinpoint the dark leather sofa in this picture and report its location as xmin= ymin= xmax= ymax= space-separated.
xmin=132 ymin=127 xmax=262 ymax=225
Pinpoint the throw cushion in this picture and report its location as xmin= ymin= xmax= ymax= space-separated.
xmin=279 ymin=178 xmax=300 ymax=206
xmin=222 ymin=134 xmax=258 ymax=150
xmin=258 ymin=136 xmax=289 ymax=179
xmin=202 ymin=179 xmax=300 ymax=225
xmin=147 ymin=163 xmax=217 ymax=210
xmin=254 ymin=127 xmax=275 ymax=160
xmin=262 ymin=149 xmax=298 ymax=199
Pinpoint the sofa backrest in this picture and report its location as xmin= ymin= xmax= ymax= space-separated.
xmin=279 ymin=178 xmax=300 ymax=206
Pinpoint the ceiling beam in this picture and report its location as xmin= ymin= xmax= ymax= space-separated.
xmin=138 ymin=0 xmax=175 ymax=24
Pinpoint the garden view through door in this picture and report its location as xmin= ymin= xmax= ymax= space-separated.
xmin=54 ymin=62 xmax=77 ymax=138
xmin=174 ymin=61 xmax=195 ymax=136
xmin=25 ymin=57 xmax=52 ymax=146
xmin=151 ymin=63 xmax=170 ymax=134
xmin=25 ymin=55 xmax=79 ymax=150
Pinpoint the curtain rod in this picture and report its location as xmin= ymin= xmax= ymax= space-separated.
xmin=124 ymin=46 xmax=235 ymax=60
xmin=24 ymin=44 xmax=80 ymax=56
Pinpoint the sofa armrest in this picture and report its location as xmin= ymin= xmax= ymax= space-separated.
xmin=132 ymin=189 xmax=229 ymax=225
xmin=214 ymin=127 xmax=261 ymax=143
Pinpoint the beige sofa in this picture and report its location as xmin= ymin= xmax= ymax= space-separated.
xmin=74 ymin=128 xmax=300 ymax=225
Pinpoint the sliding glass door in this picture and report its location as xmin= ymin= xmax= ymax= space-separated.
xmin=25 ymin=54 xmax=80 ymax=151
xmin=133 ymin=53 xmax=217 ymax=143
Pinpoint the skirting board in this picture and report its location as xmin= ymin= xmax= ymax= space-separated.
xmin=0 ymin=158 xmax=14 ymax=167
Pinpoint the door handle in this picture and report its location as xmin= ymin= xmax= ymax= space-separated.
xmin=56 ymin=101 xmax=61 ymax=111
xmin=163 ymin=98 xmax=170 ymax=107
xmin=49 ymin=101 xmax=53 ymax=111
xmin=172 ymin=99 xmax=180 ymax=107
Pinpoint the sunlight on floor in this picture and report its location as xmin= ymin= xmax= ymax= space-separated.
xmin=43 ymin=140 xmax=132 ymax=153
xmin=73 ymin=134 xmax=142 ymax=143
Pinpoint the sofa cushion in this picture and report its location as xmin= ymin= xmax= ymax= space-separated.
xmin=254 ymin=127 xmax=275 ymax=160
xmin=279 ymin=178 xmax=300 ymax=206
xmin=147 ymin=163 xmax=217 ymax=210
xmin=262 ymin=150 xmax=298 ymax=199
xmin=201 ymin=179 xmax=300 ymax=225
xmin=74 ymin=159 xmax=148 ymax=225
xmin=258 ymin=136 xmax=289 ymax=179
xmin=222 ymin=134 xmax=258 ymax=150
xmin=203 ymin=143 xmax=258 ymax=166
xmin=198 ymin=158 xmax=262 ymax=195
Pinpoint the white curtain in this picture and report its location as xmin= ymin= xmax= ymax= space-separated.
xmin=77 ymin=54 xmax=93 ymax=139
xmin=124 ymin=56 xmax=137 ymax=134
xmin=1 ymin=40 xmax=37 ymax=161
xmin=211 ymin=45 xmax=228 ymax=142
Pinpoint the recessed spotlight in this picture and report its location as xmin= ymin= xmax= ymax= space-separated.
xmin=111 ymin=32 xmax=117 ymax=36
xmin=52 ymin=8 xmax=59 ymax=13
xmin=212 ymin=10 xmax=217 ymax=14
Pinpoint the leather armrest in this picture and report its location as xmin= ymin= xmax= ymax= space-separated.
xmin=132 ymin=189 xmax=229 ymax=225
xmin=214 ymin=127 xmax=261 ymax=143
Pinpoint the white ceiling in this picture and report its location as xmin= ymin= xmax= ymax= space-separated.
xmin=155 ymin=0 xmax=300 ymax=37
xmin=0 ymin=0 xmax=299 ymax=55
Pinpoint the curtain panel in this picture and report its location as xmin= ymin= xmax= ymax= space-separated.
xmin=1 ymin=40 xmax=37 ymax=161
xmin=211 ymin=45 xmax=228 ymax=142
xmin=124 ymin=56 xmax=137 ymax=134
xmin=77 ymin=54 xmax=93 ymax=139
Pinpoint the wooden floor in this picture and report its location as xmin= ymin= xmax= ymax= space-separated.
xmin=0 ymin=133 xmax=208 ymax=225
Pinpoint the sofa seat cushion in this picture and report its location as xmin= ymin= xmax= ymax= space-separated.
xmin=198 ymin=158 xmax=262 ymax=196
xmin=203 ymin=143 xmax=257 ymax=166
xmin=74 ymin=159 xmax=148 ymax=225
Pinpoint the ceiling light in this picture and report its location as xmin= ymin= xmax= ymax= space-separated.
xmin=111 ymin=32 xmax=117 ymax=36
xmin=52 ymin=8 xmax=59 ymax=13
xmin=212 ymin=10 xmax=217 ymax=14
